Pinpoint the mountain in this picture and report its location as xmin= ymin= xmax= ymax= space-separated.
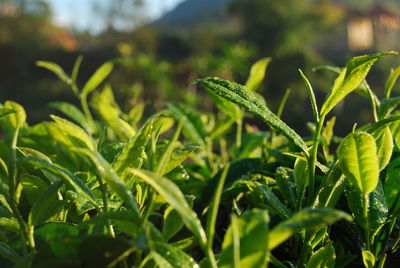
xmin=155 ymin=0 xmax=232 ymax=29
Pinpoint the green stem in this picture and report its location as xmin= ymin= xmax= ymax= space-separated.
xmin=308 ymin=114 xmax=325 ymax=204
xmin=98 ymin=177 xmax=115 ymax=238
xmin=8 ymin=128 xmax=35 ymax=252
xmin=80 ymin=96 xmax=96 ymax=134
xmin=363 ymin=193 xmax=371 ymax=250
xmin=235 ymin=118 xmax=242 ymax=149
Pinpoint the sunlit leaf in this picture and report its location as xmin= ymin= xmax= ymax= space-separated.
xmin=195 ymin=77 xmax=308 ymax=154
xmin=305 ymin=242 xmax=335 ymax=268
xmin=80 ymin=62 xmax=114 ymax=97
xmin=218 ymin=209 xmax=269 ymax=268
xmin=245 ymin=57 xmax=271 ymax=91
xmin=269 ymin=208 xmax=351 ymax=250
xmin=127 ymin=168 xmax=208 ymax=248
xmin=320 ymin=52 xmax=396 ymax=117
xmin=337 ymin=132 xmax=379 ymax=194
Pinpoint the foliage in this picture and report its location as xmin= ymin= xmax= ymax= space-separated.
xmin=0 ymin=52 xmax=399 ymax=268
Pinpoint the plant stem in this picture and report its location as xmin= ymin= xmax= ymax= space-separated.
xmin=80 ymin=96 xmax=96 ymax=134
xmin=363 ymin=194 xmax=371 ymax=250
xmin=235 ymin=118 xmax=242 ymax=149
xmin=98 ymin=177 xmax=115 ymax=238
xmin=308 ymin=114 xmax=325 ymax=204
xmin=8 ymin=128 xmax=35 ymax=252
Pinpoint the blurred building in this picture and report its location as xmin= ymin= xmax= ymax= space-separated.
xmin=347 ymin=5 xmax=400 ymax=51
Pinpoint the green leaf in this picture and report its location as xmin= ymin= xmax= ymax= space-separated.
xmin=320 ymin=52 xmax=396 ymax=117
xmin=0 ymin=207 xmax=19 ymax=233
xmin=306 ymin=242 xmax=335 ymax=268
xmin=195 ymin=77 xmax=308 ymax=154
xmin=77 ymin=149 xmax=141 ymax=217
xmin=21 ymin=156 xmax=97 ymax=206
xmin=28 ymin=180 xmax=66 ymax=226
xmin=269 ymin=208 xmax=352 ymax=250
xmin=36 ymin=61 xmax=72 ymax=85
xmin=378 ymin=97 xmax=400 ymax=118
xmin=384 ymin=66 xmax=400 ymax=99
xmin=127 ymin=168 xmax=208 ymax=248
xmin=50 ymin=115 xmax=96 ymax=150
xmin=390 ymin=118 xmax=400 ymax=149
xmin=245 ymin=57 xmax=271 ymax=91
xmin=3 ymin=101 xmax=26 ymax=129
xmin=153 ymin=242 xmax=199 ymax=268
xmin=373 ymin=127 xmax=393 ymax=171
xmin=161 ymin=145 xmax=198 ymax=175
xmin=0 ymin=108 xmax=15 ymax=119
xmin=218 ymin=209 xmax=269 ymax=268
xmin=346 ymin=181 xmax=388 ymax=230
xmin=17 ymin=146 xmax=52 ymax=163
xmin=384 ymin=158 xmax=400 ymax=210
xmin=156 ymin=119 xmax=184 ymax=175
xmin=80 ymin=62 xmax=114 ymax=97
xmin=71 ymin=55 xmax=83 ymax=83
xmin=361 ymin=249 xmax=375 ymax=268
xmin=167 ymin=103 xmax=208 ymax=146
xmin=91 ymin=85 xmax=135 ymax=139
xmin=49 ymin=102 xmax=89 ymax=130
xmin=337 ymin=132 xmax=379 ymax=194
xmin=275 ymin=167 xmax=298 ymax=207
xmin=162 ymin=206 xmax=184 ymax=241
xmin=0 ymin=242 xmax=20 ymax=263
xmin=313 ymin=163 xmax=345 ymax=208
xmin=113 ymin=115 xmax=156 ymax=175
xmin=20 ymin=174 xmax=49 ymax=205
xmin=206 ymin=89 xmax=242 ymax=119
xmin=299 ymin=69 xmax=319 ymax=121
xmin=248 ymin=181 xmax=291 ymax=220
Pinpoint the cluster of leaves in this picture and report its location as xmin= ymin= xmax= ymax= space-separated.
xmin=0 ymin=51 xmax=399 ymax=268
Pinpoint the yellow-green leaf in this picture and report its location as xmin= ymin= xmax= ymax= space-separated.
xmin=338 ymin=132 xmax=379 ymax=194
xmin=245 ymin=57 xmax=271 ymax=91
xmin=320 ymin=52 xmax=396 ymax=117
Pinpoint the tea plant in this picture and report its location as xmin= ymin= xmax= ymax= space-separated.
xmin=0 ymin=52 xmax=399 ymax=267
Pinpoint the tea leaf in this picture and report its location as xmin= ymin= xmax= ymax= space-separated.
xmin=153 ymin=242 xmax=199 ymax=268
xmin=36 ymin=61 xmax=72 ymax=86
xmin=384 ymin=66 xmax=400 ymax=99
xmin=245 ymin=57 xmax=271 ymax=91
xmin=3 ymin=101 xmax=26 ymax=129
xmin=28 ymin=180 xmax=65 ymax=226
xmin=373 ymin=127 xmax=393 ymax=171
xmin=0 ymin=242 xmax=20 ymax=263
xmin=77 ymin=149 xmax=141 ymax=216
xmin=167 ymin=103 xmax=208 ymax=146
xmin=0 ymin=108 xmax=15 ymax=119
xmin=49 ymin=102 xmax=89 ymax=130
xmin=269 ymin=208 xmax=351 ymax=250
xmin=320 ymin=52 xmax=396 ymax=117
xmin=21 ymin=156 xmax=97 ymax=206
xmin=113 ymin=115 xmax=156 ymax=175
xmin=50 ymin=115 xmax=96 ymax=150
xmin=127 ymin=168 xmax=207 ymax=248
xmin=337 ymin=132 xmax=379 ymax=194
xmin=305 ymin=242 xmax=335 ymax=268
xmin=195 ymin=77 xmax=308 ymax=154
xmin=346 ymin=181 xmax=388 ymax=230
xmin=299 ymin=69 xmax=319 ymax=121
xmin=361 ymin=249 xmax=375 ymax=268
xmin=218 ymin=209 xmax=269 ymax=268
xmin=80 ymin=62 xmax=114 ymax=98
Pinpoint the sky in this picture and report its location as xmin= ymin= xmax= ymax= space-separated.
xmin=46 ymin=0 xmax=184 ymax=33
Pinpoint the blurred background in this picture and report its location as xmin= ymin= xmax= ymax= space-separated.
xmin=0 ymin=0 xmax=399 ymax=135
